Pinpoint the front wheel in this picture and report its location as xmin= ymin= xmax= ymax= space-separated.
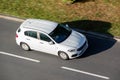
xmin=20 ymin=43 xmax=30 ymax=51
xmin=58 ymin=52 xmax=69 ymax=60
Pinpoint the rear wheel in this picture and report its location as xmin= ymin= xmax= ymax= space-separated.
xmin=20 ymin=43 xmax=30 ymax=51
xmin=58 ymin=52 xmax=69 ymax=60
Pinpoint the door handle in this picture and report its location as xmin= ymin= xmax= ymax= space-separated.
xmin=40 ymin=42 xmax=43 ymax=44
xmin=26 ymin=38 xmax=30 ymax=40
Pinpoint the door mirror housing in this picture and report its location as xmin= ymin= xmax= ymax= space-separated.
xmin=49 ymin=41 xmax=55 ymax=45
xmin=66 ymin=24 xmax=69 ymax=28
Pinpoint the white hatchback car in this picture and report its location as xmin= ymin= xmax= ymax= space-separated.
xmin=16 ymin=19 xmax=88 ymax=60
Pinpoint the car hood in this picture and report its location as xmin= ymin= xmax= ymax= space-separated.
xmin=60 ymin=30 xmax=86 ymax=48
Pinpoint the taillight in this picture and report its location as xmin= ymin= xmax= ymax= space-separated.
xmin=16 ymin=34 xmax=18 ymax=38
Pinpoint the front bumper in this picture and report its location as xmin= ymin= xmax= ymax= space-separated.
xmin=69 ymin=41 xmax=88 ymax=59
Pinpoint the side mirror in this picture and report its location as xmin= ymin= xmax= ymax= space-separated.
xmin=66 ymin=24 xmax=69 ymax=28
xmin=49 ymin=41 xmax=54 ymax=45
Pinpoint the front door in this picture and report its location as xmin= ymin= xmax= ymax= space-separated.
xmin=36 ymin=33 xmax=58 ymax=55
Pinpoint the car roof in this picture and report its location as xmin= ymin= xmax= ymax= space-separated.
xmin=20 ymin=19 xmax=58 ymax=34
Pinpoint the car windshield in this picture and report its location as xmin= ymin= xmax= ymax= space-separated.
xmin=49 ymin=24 xmax=72 ymax=43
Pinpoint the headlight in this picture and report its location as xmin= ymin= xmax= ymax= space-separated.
xmin=68 ymin=49 xmax=76 ymax=52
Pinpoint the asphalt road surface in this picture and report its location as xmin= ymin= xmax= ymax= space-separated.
xmin=0 ymin=18 xmax=120 ymax=80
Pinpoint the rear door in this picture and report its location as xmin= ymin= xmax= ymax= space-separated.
xmin=24 ymin=31 xmax=40 ymax=50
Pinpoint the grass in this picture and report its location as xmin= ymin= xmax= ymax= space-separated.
xmin=0 ymin=0 xmax=120 ymax=37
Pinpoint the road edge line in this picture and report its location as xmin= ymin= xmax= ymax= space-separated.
xmin=0 ymin=14 xmax=120 ymax=42
xmin=0 ymin=15 xmax=25 ymax=22
xmin=75 ymin=29 xmax=120 ymax=42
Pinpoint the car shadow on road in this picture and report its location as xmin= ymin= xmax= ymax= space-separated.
xmin=63 ymin=20 xmax=116 ymax=58
xmin=81 ymin=34 xmax=116 ymax=58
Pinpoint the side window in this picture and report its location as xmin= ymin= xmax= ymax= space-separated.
xmin=24 ymin=31 xmax=37 ymax=39
xmin=29 ymin=31 xmax=37 ymax=38
xmin=24 ymin=31 xmax=29 ymax=36
xmin=40 ymin=33 xmax=51 ymax=42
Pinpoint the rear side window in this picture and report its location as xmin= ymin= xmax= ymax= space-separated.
xmin=24 ymin=31 xmax=37 ymax=39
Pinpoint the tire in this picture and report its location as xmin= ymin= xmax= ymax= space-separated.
xmin=58 ymin=52 xmax=69 ymax=60
xmin=20 ymin=43 xmax=30 ymax=51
